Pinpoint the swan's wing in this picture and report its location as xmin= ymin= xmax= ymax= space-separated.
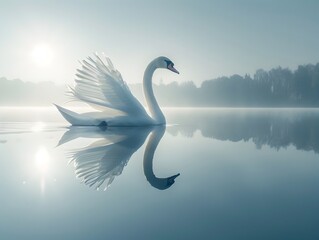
xmin=69 ymin=53 xmax=147 ymax=116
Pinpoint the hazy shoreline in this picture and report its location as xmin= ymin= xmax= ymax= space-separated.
xmin=1 ymin=62 xmax=319 ymax=107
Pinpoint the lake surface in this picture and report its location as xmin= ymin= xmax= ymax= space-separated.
xmin=1 ymin=107 xmax=319 ymax=240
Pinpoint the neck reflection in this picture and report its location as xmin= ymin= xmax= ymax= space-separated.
xmin=143 ymin=126 xmax=180 ymax=190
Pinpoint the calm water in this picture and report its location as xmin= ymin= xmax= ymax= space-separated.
xmin=1 ymin=107 xmax=319 ymax=240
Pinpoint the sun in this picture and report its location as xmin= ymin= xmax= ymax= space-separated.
xmin=31 ymin=43 xmax=54 ymax=67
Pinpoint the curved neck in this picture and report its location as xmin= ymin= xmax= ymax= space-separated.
xmin=143 ymin=60 xmax=166 ymax=124
xmin=143 ymin=126 xmax=180 ymax=190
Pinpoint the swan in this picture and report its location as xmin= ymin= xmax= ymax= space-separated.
xmin=55 ymin=54 xmax=179 ymax=126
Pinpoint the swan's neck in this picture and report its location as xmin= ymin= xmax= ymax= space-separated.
xmin=143 ymin=61 xmax=165 ymax=124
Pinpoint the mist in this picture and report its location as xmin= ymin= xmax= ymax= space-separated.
xmin=1 ymin=62 xmax=319 ymax=107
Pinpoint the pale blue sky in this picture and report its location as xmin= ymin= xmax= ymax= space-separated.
xmin=0 ymin=0 xmax=318 ymax=85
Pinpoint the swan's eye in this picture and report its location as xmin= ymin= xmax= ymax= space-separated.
xmin=164 ymin=60 xmax=173 ymax=68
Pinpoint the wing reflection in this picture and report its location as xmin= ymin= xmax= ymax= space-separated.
xmin=58 ymin=126 xmax=180 ymax=191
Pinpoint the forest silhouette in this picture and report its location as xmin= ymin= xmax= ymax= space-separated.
xmin=1 ymin=63 xmax=319 ymax=107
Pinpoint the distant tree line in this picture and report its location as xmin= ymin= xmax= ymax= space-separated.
xmin=1 ymin=62 xmax=319 ymax=106
xmin=0 ymin=77 xmax=66 ymax=106
xmin=147 ymin=63 xmax=319 ymax=107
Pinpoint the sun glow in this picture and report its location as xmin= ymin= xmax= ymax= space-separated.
xmin=31 ymin=122 xmax=46 ymax=132
xmin=31 ymin=43 xmax=54 ymax=67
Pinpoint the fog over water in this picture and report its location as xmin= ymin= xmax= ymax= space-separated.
xmin=1 ymin=107 xmax=319 ymax=239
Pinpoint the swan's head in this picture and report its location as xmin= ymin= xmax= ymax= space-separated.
xmin=155 ymin=56 xmax=179 ymax=74
xmin=146 ymin=173 xmax=180 ymax=190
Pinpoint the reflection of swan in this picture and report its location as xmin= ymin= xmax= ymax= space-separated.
xmin=55 ymin=54 xmax=179 ymax=126
xmin=59 ymin=126 xmax=180 ymax=190
xmin=144 ymin=126 xmax=180 ymax=190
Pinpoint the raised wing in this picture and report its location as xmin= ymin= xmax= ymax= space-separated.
xmin=69 ymin=53 xmax=147 ymax=116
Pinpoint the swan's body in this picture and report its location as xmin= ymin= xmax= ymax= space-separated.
xmin=55 ymin=54 xmax=179 ymax=126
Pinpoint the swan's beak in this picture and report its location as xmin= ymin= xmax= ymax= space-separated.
xmin=168 ymin=65 xmax=180 ymax=74
xmin=167 ymin=173 xmax=180 ymax=186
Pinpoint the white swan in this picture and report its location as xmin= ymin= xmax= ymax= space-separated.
xmin=55 ymin=54 xmax=179 ymax=126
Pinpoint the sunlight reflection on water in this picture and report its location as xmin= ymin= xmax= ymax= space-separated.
xmin=31 ymin=122 xmax=46 ymax=132
xmin=35 ymin=147 xmax=50 ymax=175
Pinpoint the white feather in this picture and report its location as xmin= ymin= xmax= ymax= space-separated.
xmin=71 ymin=53 xmax=147 ymax=116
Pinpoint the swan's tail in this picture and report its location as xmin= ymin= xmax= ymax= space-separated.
xmin=54 ymin=104 xmax=97 ymax=126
